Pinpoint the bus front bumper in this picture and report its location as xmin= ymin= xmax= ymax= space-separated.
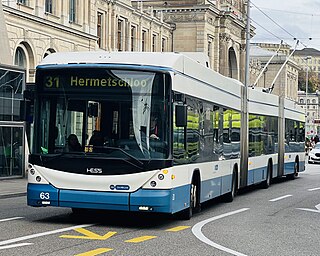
xmin=27 ymin=183 xmax=181 ymax=213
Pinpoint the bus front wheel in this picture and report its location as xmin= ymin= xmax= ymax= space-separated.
xmin=177 ymin=176 xmax=200 ymax=220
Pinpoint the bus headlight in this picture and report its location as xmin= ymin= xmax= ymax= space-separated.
xmin=150 ymin=181 xmax=157 ymax=187
xmin=36 ymin=176 xmax=42 ymax=182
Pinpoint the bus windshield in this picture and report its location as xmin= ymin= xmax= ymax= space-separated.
xmin=34 ymin=67 xmax=170 ymax=161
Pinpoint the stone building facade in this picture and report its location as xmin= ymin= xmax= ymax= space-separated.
xmin=2 ymin=0 xmax=251 ymax=83
xmin=293 ymin=48 xmax=320 ymax=137
xmin=132 ymin=0 xmax=249 ymax=82
xmin=298 ymin=91 xmax=320 ymax=137
xmin=2 ymin=0 xmax=173 ymax=83
xmin=293 ymin=48 xmax=320 ymax=77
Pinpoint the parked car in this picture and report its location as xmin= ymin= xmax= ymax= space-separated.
xmin=308 ymin=142 xmax=320 ymax=164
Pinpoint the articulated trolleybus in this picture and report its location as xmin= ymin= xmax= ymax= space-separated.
xmin=27 ymin=52 xmax=305 ymax=219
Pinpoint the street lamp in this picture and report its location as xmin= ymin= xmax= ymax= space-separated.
xmin=305 ymin=56 xmax=312 ymax=137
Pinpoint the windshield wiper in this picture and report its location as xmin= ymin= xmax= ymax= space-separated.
xmin=39 ymin=152 xmax=86 ymax=164
xmin=39 ymin=148 xmax=145 ymax=169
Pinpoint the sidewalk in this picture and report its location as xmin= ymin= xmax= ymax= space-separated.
xmin=0 ymin=178 xmax=27 ymax=199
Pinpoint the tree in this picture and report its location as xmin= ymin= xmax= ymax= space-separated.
xmin=298 ymin=69 xmax=320 ymax=93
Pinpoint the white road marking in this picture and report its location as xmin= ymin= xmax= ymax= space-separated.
xmin=192 ymin=208 xmax=249 ymax=256
xmin=0 ymin=217 xmax=24 ymax=223
xmin=297 ymin=208 xmax=320 ymax=213
xmin=297 ymin=203 xmax=320 ymax=213
xmin=0 ymin=243 xmax=33 ymax=250
xmin=308 ymin=187 xmax=320 ymax=191
xmin=0 ymin=224 xmax=93 ymax=246
xmin=269 ymin=195 xmax=292 ymax=202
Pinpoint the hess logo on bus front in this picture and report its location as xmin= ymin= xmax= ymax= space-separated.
xmin=86 ymin=168 xmax=102 ymax=174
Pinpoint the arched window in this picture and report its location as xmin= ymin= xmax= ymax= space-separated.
xmin=14 ymin=47 xmax=26 ymax=68
xmin=228 ymin=47 xmax=238 ymax=79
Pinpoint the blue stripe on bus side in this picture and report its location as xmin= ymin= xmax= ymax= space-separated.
xmin=284 ymin=162 xmax=295 ymax=175
xmin=200 ymin=177 xmax=222 ymax=202
xmin=248 ymin=167 xmax=266 ymax=185
xmin=284 ymin=160 xmax=305 ymax=175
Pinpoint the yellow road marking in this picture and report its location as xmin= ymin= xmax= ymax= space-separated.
xmin=166 ymin=226 xmax=190 ymax=232
xmin=125 ymin=236 xmax=157 ymax=243
xmin=74 ymin=248 xmax=113 ymax=256
xmin=60 ymin=228 xmax=116 ymax=240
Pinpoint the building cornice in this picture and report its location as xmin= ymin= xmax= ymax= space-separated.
xmin=3 ymin=6 xmax=97 ymax=41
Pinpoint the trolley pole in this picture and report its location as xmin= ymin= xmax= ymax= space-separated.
xmin=240 ymin=0 xmax=250 ymax=188
xmin=304 ymin=56 xmax=311 ymax=138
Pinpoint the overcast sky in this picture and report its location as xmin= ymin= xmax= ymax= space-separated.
xmin=250 ymin=0 xmax=320 ymax=50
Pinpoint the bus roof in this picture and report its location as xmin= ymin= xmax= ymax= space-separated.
xmin=39 ymin=51 xmax=204 ymax=71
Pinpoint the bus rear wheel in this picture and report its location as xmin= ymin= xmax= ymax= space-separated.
xmin=287 ymin=160 xmax=299 ymax=180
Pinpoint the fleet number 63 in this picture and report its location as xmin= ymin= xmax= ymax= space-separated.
xmin=40 ymin=192 xmax=50 ymax=200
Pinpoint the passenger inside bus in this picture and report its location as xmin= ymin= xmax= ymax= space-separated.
xmin=67 ymin=134 xmax=82 ymax=152
xmin=150 ymin=116 xmax=159 ymax=140
xmin=89 ymin=130 xmax=104 ymax=147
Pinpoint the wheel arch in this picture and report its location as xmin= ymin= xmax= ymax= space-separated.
xmin=233 ymin=163 xmax=239 ymax=191
xmin=268 ymin=158 xmax=273 ymax=178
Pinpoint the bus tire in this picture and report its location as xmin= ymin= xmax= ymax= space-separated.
xmin=261 ymin=162 xmax=272 ymax=189
xmin=287 ymin=160 xmax=299 ymax=180
xmin=224 ymin=170 xmax=237 ymax=202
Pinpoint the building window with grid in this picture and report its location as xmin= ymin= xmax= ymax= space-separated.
xmin=69 ymin=0 xmax=76 ymax=22
xmin=97 ymin=12 xmax=103 ymax=48
xmin=142 ymin=30 xmax=146 ymax=52
xmin=131 ymin=26 xmax=136 ymax=51
xmin=152 ymin=34 xmax=157 ymax=52
xmin=117 ymin=20 xmax=124 ymax=51
xmin=14 ymin=47 xmax=27 ymax=68
xmin=45 ymin=0 xmax=53 ymax=13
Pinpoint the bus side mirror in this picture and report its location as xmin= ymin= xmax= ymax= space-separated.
xmin=19 ymin=99 xmax=32 ymax=122
xmin=175 ymin=105 xmax=187 ymax=127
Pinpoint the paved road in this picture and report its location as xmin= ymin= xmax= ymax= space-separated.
xmin=0 ymin=164 xmax=319 ymax=256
